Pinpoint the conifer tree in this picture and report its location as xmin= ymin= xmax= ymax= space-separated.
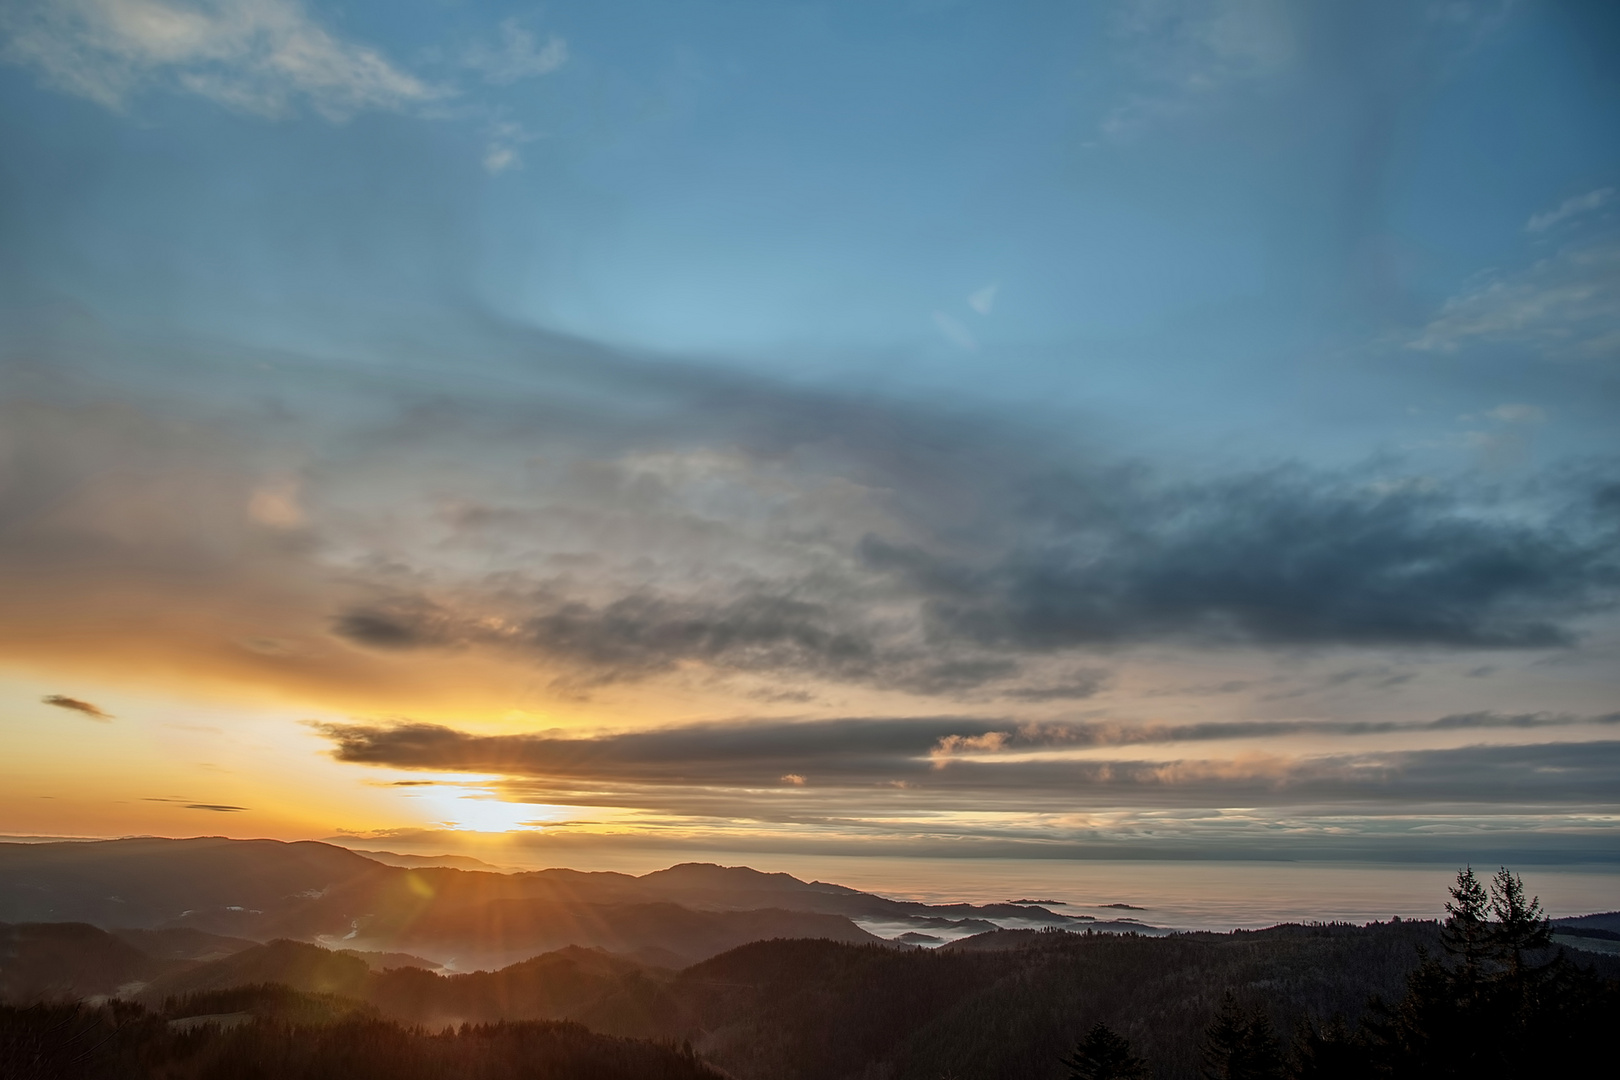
xmin=1439 ymin=866 xmax=1490 ymax=975
xmin=1061 ymin=1022 xmax=1150 ymax=1080
xmin=1486 ymin=867 xmax=1550 ymax=979
xmin=1200 ymin=993 xmax=1284 ymax=1080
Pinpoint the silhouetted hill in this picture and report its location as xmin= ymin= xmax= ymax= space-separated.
xmin=134 ymin=938 xmax=672 ymax=1027
xmin=611 ymin=923 xmax=1620 ymax=1080
xmin=0 ymin=995 xmax=724 ymax=1080
xmin=0 ymin=839 xmax=1078 ymax=966
xmin=108 ymin=927 xmax=257 ymax=961
xmin=371 ymin=945 xmax=668 ymax=1027
xmin=347 ymin=849 xmax=510 ymax=871
xmin=0 ymin=838 xmax=380 ymax=931
xmin=941 ymin=924 xmax=1172 ymax=950
xmin=336 ymin=948 xmax=443 ymax=972
xmin=139 ymin=940 xmax=373 ymax=1001
xmin=0 ymin=922 xmax=179 ymax=1001
xmin=1554 ymin=910 xmax=1620 ymax=932
xmin=380 ymin=898 xmax=882 ymax=968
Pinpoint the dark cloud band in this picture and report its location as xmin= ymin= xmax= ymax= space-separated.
xmin=315 ymin=713 xmax=1620 ymax=814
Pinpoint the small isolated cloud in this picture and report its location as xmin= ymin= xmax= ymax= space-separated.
xmin=1526 ymin=188 xmax=1615 ymax=234
xmin=780 ymin=773 xmax=807 ymax=786
xmin=932 ymin=310 xmax=978 ymax=350
xmin=185 ymin=803 xmax=249 ymax=812
xmin=247 ymin=475 xmax=304 ymax=528
xmin=1485 ymin=403 xmax=1546 ymax=424
xmin=482 ymin=119 xmax=537 ymax=174
xmin=483 ymin=145 xmax=516 ymax=173
xmin=967 ymin=283 xmax=998 ymax=315
xmin=930 ymin=730 xmax=1010 ymax=767
xmin=463 ymin=17 xmax=567 ymax=85
xmin=42 ymin=694 xmax=112 ymax=721
xmin=0 ymin=0 xmax=443 ymax=118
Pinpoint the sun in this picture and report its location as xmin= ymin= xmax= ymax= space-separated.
xmin=411 ymin=785 xmax=561 ymax=833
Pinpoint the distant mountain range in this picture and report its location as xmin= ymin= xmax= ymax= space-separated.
xmin=0 ymin=837 xmax=1151 ymax=968
xmin=3 ymin=838 xmax=1618 ymax=1080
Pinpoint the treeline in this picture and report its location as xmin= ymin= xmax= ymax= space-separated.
xmin=0 ymin=991 xmax=722 ymax=1080
xmin=1066 ymin=868 xmax=1619 ymax=1080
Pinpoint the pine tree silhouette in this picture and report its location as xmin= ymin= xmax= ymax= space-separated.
xmin=1200 ymin=992 xmax=1284 ymax=1080
xmin=1486 ymin=867 xmax=1551 ymax=981
xmin=1366 ymin=865 xmax=1617 ymax=1078
xmin=1439 ymin=865 xmax=1490 ymax=974
xmin=1061 ymin=1022 xmax=1150 ymax=1080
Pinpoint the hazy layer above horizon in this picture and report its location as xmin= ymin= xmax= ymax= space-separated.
xmin=1 ymin=0 xmax=1618 ymax=874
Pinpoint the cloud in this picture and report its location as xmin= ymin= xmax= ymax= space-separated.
xmin=861 ymin=468 xmax=1619 ymax=651
xmin=143 ymin=796 xmax=249 ymax=810
xmin=4 ymin=315 xmax=1617 ymax=720
xmin=930 ymin=730 xmax=1010 ymax=767
xmin=931 ymin=310 xmax=977 ymax=350
xmin=1408 ymin=241 xmax=1620 ymax=357
xmin=313 ymin=716 xmax=1620 ymax=858
xmin=332 ymin=587 xmax=1077 ymax=700
xmin=41 ymin=693 xmax=113 ymax=720
xmin=967 ymin=283 xmax=998 ymax=316
xmin=314 ymin=710 xmax=1620 ymax=805
xmin=1101 ymin=0 xmax=1298 ymax=137
xmin=1526 ymin=188 xmax=1615 ymax=233
xmin=247 ymin=475 xmax=304 ymax=528
xmin=1484 ymin=403 xmax=1546 ymax=424
xmin=462 ymin=17 xmax=567 ymax=85
xmin=0 ymin=0 xmax=443 ymax=118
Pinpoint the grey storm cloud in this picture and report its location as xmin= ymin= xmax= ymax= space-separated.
xmin=328 ymin=458 xmax=1620 ymax=697
xmin=862 ymin=469 xmax=1620 ymax=651
xmin=328 ymin=322 xmax=1620 ymax=678
xmin=315 ymin=712 xmax=1620 ymax=813
xmin=317 ymin=331 xmax=1620 ymax=691
xmin=332 ymin=588 xmax=1096 ymax=699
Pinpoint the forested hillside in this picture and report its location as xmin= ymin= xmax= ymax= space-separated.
xmin=0 ymin=995 xmax=722 ymax=1080
xmin=6 ymin=853 xmax=1619 ymax=1079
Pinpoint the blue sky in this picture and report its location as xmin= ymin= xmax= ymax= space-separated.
xmin=1 ymin=0 xmax=1618 ymax=865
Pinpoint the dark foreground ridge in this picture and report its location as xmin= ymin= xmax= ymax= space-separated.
xmin=5 ymin=917 xmax=1618 ymax=1078
xmin=0 ymin=990 xmax=721 ymax=1080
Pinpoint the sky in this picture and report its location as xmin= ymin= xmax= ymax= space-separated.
xmin=1 ymin=0 xmax=1619 ymax=880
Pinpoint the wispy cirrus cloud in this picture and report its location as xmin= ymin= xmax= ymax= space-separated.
xmin=0 ymin=0 xmax=444 ymax=118
xmin=1526 ymin=187 xmax=1615 ymax=234
xmin=1409 ymin=242 xmax=1620 ymax=358
xmin=461 ymin=17 xmax=566 ymax=85
xmin=1101 ymin=0 xmax=1299 ymax=137
xmin=41 ymin=693 xmax=113 ymax=720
